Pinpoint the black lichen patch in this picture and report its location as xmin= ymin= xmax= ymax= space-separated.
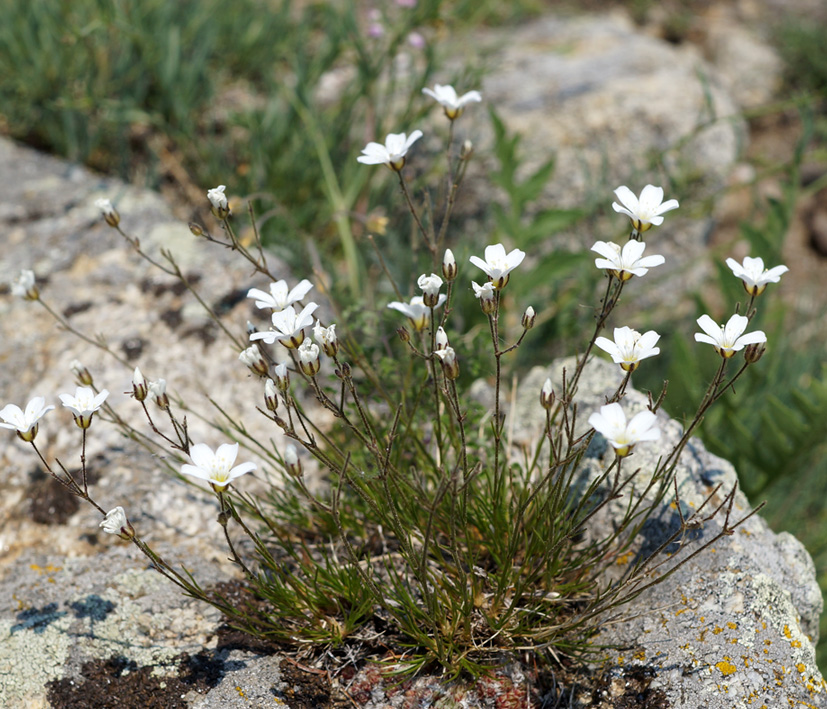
xmin=46 ymin=652 xmax=225 ymax=708
xmin=69 ymin=594 xmax=116 ymax=623
xmin=120 ymin=336 xmax=146 ymax=360
xmin=62 ymin=301 xmax=93 ymax=317
xmin=11 ymin=603 xmax=67 ymax=634
xmin=275 ymin=659 xmax=351 ymax=709
xmin=159 ymin=306 xmax=183 ymax=330
xmin=213 ymin=287 xmax=248 ymax=315
xmin=586 ymin=666 xmax=669 ymax=709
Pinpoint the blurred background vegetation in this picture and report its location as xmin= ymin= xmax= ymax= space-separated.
xmin=2 ymin=0 xmax=827 ymax=664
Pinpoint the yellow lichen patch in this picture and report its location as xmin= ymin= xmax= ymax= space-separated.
xmin=615 ymin=551 xmax=632 ymax=565
xmin=675 ymin=608 xmax=690 ymax=616
xmin=713 ymin=626 xmax=724 ymax=635
xmin=784 ymin=625 xmax=792 ymax=639
xmin=29 ymin=563 xmax=62 ymax=575
xmin=633 ymin=649 xmax=646 ymax=662
xmin=716 ymin=657 xmax=737 ymax=677
xmin=698 ymin=629 xmax=708 ymax=642
xmin=792 ymin=640 xmax=802 ymax=648
xmin=797 ymin=663 xmax=807 ymax=673
xmin=236 ymin=686 xmax=247 ymax=698
xmin=727 ymin=622 xmax=738 ymax=630
xmin=616 ymin=656 xmax=624 ymax=665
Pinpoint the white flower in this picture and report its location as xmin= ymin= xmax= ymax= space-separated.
xmin=387 ymin=295 xmax=446 ymax=331
xmin=11 ymin=270 xmax=38 ymax=300
xmin=207 ymin=185 xmax=230 ymax=217
xmin=417 ymin=273 xmax=443 ymax=306
xmin=181 ymin=442 xmax=256 ymax=491
xmin=472 ymin=281 xmax=496 ymax=314
xmin=588 ymin=403 xmax=660 ymax=458
xmin=469 ymin=243 xmax=526 ymax=289
xmin=0 ymin=396 xmax=54 ymax=442
xmin=94 ymin=198 xmax=120 ymax=227
xmin=99 ymin=506 xmax=134 ymax=539
xmin=594 ymin=326 xmax=661 ymax=372
xmin=148 ymin=378 xmax=168 ymax=408
xmin=357 ymin=131 xmax=423 ymax=171
xmin=247 ymin=279 xmax=314 ymax=311
xmin=694 ymin=314 xmax=766 ymax=358
xmin=612 ymin=185 xmax=679 ymax=232
xmin=434 ymin=345 xmax=459 ymax=379
xmin=313 ymin=320 xmax=338 ymax=357
xmin=591 ymin=240 xmax=665 ymax=281
xmin=422 ymin=84 xmax=482 ymax=119
xmin=58 ymin=387 xmax=109 ymax=429
xmin=725 ymin=256 xmax=788 ymax=297
xmin=250 ymin=303 xmax=319 ymax=348
xmin=239 ymin=345 xmax=269 ymax=377
xmin=297 ymin=338 xmax=321 ymax=376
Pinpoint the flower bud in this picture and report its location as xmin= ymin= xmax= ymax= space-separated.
xmin=417 ymin=273 xmax=443 ymax=308
xmin=540 ymin=378 xmax=555 ymax=410
xmin=435 ymin=326 xmax=449 ymax=351
xmin=336 ymin=361 xmax=352 ymax=379
xmin=435 ymin=346 xmax=460 ymax=380
xmin=743 ymin=342 xmax=766 ymax=364
xmin=264 ymin=378 xmax=279 ymax=412
xmin=148 ymin=378 xmax=169 ymax=410
xmin=442 ymin=249 xmax=458 ymax=282
xmin=397 ymin=327 xmax=411 ymax=343
xmin=461 ymin=140 xmax=474 ymax=160
xmin=188 ymin=222 xmax=206 ymax=237
xmin=132 ymin=367 xmax=148 ymax=402
xmin=522 ymin=306 xmax=536 ymax=331
xmin=298 ymin=339 xmax=321 ymax=376
xmin=274 ymin=362 xmax=290 ymax=392
xmin=284 ymin=443 xmax=302 ymax=478
xmin=239 ymin=345 xmax=270 ymax=378
xmin=70 ymin=360 xmax=93 ymax=387
xmin=11 ymin=270 xmax=39 ymax=301
xmin=100 ymin=506 xmax=135 ymax=540
xmin=95 ymin=198 xmax=120 ymax=228
xmin=207 ymin=185 xmax=231 ymax=219
xmin=313 ymin=321 xmax=339 ymax=358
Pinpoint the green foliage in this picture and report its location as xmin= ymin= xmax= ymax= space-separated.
xmin=775 ymin=17 xmax=827 ymax=95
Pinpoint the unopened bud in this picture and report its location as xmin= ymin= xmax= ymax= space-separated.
xmin=313 ymin=321 xmax=339 ymax=357
xmin=298 ymin=340 xmax=321 ymax=376
xmin=397 ymin=327 xmax=411 ymax=343
xmin=207 ymin=185 xmax=231 ymax=219
xmin=442 ymin=249 xmax=458 ymax=282
xmin=99 ymin=506 xmax=135 ymax=540
xmin=435 ymin=326 xmax=449 ymax=351
xmin=284 ymin=443 xmax=302 ymax=478
xmin=132 ymin=367 xmax=148 ymax=402
xmin=274 ymin=363 xmax=290 ymax=392
xmin=461 ymin=140 xmax=474 ymax=160
xmin=264 ymin=378 xmax=279 ymax=412
xmin=12 ymin=270 xmax=39 ymax=301
xmin=95 ymin=198 xmax=120 ymax=228
xmin=188 ymin=222 xmax=205 ymax=237
xmin=744 ymin=342 xmax=766 ymax=364
xmin=435 ymin=346 xmax=460 ymax=380
xmin=522 ymin=306 xmax=536 ymax=331
xmin=71 ymin=360 xmax=93 ymax=387
xmin=540 ymin=378 xmax=555 ymax=410
xmin=336 ymin=361 xmax=352 ymax=379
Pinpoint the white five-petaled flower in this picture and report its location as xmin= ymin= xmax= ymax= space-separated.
xmin=588 ymin=402 xmax=661 ymax=458
xmin=0 ymin=396 xmax=54 ymax=442
xmin=595 ymin=326 xmax=661 ymax=372
xmin=247 ymin=279 xmax=314 ymax=311
xmin=612 ymin=185 xmax=679 ymax=232
xmin=591 ymin=240 xmax=665 ymax=281
xmin=207 ymin=185 xmax=230 ymax=218
xmin=387 ymin=295 xmax=446 ymax=331
xmin=59 ymin=387 xmax=109 ymax=429
xmin=100 ymin=506 xmax=134 ymax=540
xmin=694 ymin=314 xmax=766 ymax=358
xmin=472 ymin=281 xmax=496 ymax=314
xmin=357 ymin=131 xmax=423 ymax=171
xmin=725 ymin=256 xmax=788 ymax=297
xmin=11 ymin=269 xmax=38 ymax=300
xmin=469 ymin=243 xmax=526 ymax=289
xmin=181 ymin=442 xmax=256 ymax=492
xmin=422 ymin=84 xmax=482 ymax=120
xmin=250 ymin=303 xmax=319 ymax=348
